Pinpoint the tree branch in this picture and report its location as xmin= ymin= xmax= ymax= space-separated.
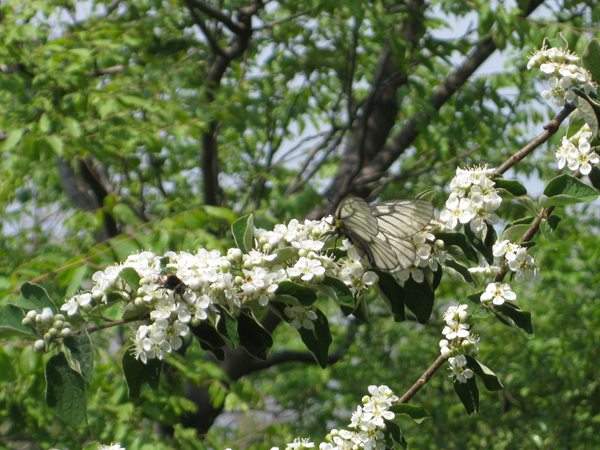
xmin=494 ymin=103 xmax=576 ymax=175
xmin=315 ymin=0 xmax=546 ymax=217
xmin=186 ymin=0 xmax=244 ymax=34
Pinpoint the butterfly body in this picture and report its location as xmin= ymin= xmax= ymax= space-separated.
xmin=335 ymin=196 xmax=434 ymax=272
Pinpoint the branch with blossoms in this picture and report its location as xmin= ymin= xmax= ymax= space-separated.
xmin=2 ymin=43 xmax=600 ymax=449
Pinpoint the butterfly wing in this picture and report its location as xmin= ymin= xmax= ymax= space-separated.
xmin=371 ymin=200 xmax=434 ymax=238
xmin=336 ymin=197 xmax=433 ymax=272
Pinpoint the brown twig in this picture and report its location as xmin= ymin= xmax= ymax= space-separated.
xmin=399 ymin=354 xmax=449 ymax=403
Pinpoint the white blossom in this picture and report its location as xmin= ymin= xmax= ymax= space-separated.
xmin=480 ymin=282 xmax=517 ymax=306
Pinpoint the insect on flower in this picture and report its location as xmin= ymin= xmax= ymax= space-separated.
xmin=334 ymin=196 xmax=434 ymax=272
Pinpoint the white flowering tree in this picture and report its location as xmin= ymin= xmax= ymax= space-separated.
xmin=1 ymin=1 xmax=600 ymax=449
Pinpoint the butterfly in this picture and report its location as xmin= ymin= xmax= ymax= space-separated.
xmin=335 ymin=196 xmax=434 ymax=272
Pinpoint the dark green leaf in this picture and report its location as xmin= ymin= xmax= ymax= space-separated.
xmin=445 ymin=259 xmax=474 ymax=284
xmin=543 ymin=174 xmax=598 ymax=206
xmin=454 ymin=378 xmax=479 ymax=414
xmin=583 ymin=39 xmax=600 ymax=84
xmin=122 ymin=350 xmax=162 ymax=400
xmin=402 ymin=278 xmax=434 ymax=324
xmin=276 ymin=281 xmax=317 ymax=306
xmin=590 ymin=166 xmax=600 ymax=191
xmin=466 ymin=356 xmax=503 ymax=391
xmin=495 ymin=303 xmax=533 ymax=334
xmin=435 ymin=232 xmax=479 ymax=263
xmin=0 ymin=305 xmax=36 ymax=337
xmin=237 ymin=312 xmax=273 ymax=360
xmin=18 ymin=282 xmax=56 ymax=311
xmin=231 ymin=214 xmax=255 ymax=253
xmin=216 ymin=307 xmax=239 ymax=347
xmin=432 ymin=266 xmax=443 ymax=291
xmin=467 ymin=291 xmax=483 ymax=304
xmin=393 ymin=403 xmax=430 ymax=424
xmin=45 ymin=352 xmax=87 ymax=426
xmin=64 ymin=333 xmax=94 ymax=383
xmin=376 ymin=271 xmax=405 ymax=322
xmin=298 ymin=309 xmax=331 ymax=368
xmin=465 ymin=225 xmax=493 ymax=264
xmin=384 ymin=420 xmax=407 ymax=448
xmin=494 ymin=178 xmax=527 ymax=196
xmin=191 ymin=322 xmax=226 ymax=360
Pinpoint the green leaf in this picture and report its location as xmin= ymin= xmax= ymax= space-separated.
xmin=215 ymin=307 xmax=239 ymax=347
xmin=45 ymin=352 xmax=87 ymax=426
xmin=467 ymin=291 xmax=483 ymax=304
xmin=122 ymin=350 xmax=162 ymax=400
xmin=0 ymin=305 xmax=36 ymax=337
xmin=276 ymin=281 xmax=317 ymax=306
xmin=270 ymin=247 xmax=297 ymax=265
xmin=191 ymin=322 xmax=226 ymax=360
xmin=231 ymin=214 xmax=255 ymax=253
xmin=298 ymin=308 xmax=331 ymax=368
xmin=466 ymin=356 xmax=503 ymax=391
xmin=402 ymin=278 xmax=434 ymax=324
xmin=501 ymin=224 xmax=531 ymax=242
xmin=454 ymin=378 xmax=479 ymax=414
xmin=583 ymin=39 xmax=600 ymax=84
xmin=237 ymin=312 xmax=273 ymax=360
xmin=393 ymin=403 xmax=430 ymax=424
xmin=2 ymin=128 xmax=25 ymax=151
xmin=65 ymin=265 xmax=89 ymax=298
xmin=384 ymin=420 xmax=407 ymax=448
xmin=120 ymin=267 xmax=141 ymax=292
xmin=436 ymin=232 xmax=479 ymax=263
xmin=465 ymin=225 xmax=494 ymax=264
xmin=64 ymin=333 xmax=94 ymax=383
xmin=590 ymin=166 xmax=600 ymax=191
xmin=445 ymin=259 xmax=474 ymax=284
xmin=494 ymin=178 xmax=527 ymax=196
xmin=319 ymin=276 xmax=354 ymax=304
xmin=495 ymin=303 xmax=533 ymax=334
xmin=46 ymin=135 xmax=64 ymax=156
xmin=547 ymin=214 xmax=561 ymax=231
xmin=376 ymin=271 xmax=405 ymax=322
xmin=543 ymin=174 xmax=598 ymax=206
xmin=18 ymin=282 xmax=56 ymax=311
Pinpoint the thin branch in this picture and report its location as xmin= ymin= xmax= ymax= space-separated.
xmin=494 ymin=103 xmax=576 ymax=175
xmin=86 ymin=315 xmax=146 ymax=334
xmin=187 ymin=0 xmax=244 ymax=34
xmin=399 ymin=354 xmax=449 ymax=403
xmin=186 ymin=2 xmax=227 ymax=57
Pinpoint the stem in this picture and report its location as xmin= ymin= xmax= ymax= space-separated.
xmin=399 ymin=354 xmax=449 ymax=403
xmin=86 ymin=316 xmax=145 ymax=334
xmin=494 ymin=103 xmax=575 ymax=176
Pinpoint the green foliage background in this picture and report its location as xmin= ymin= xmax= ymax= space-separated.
xmin=0 ymin=0 xmax=599 ymax=448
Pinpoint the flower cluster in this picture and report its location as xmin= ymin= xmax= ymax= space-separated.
xmin=440 ymin=166 xmax=501 ymax=236
xmin=439 ymin=304 xmax=479 ymax=383
xmin=554 ymin=124 xmax=599 ymax=176
xmin=393 ymin=227 xmax=447 ymax=285
xmin=319 ymin=385 xmax=399 ymax=450
xmin=527 ymin=46 xmax=596 ymax=106
xmin=21 ymin=308 xmax=72 ymax=352
xmin=46 ymin=217 xmax=381 ymax=363
xmin=492 ymin=239 xmax=536 ymax=278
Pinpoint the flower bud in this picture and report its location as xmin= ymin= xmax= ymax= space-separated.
xmin=53 ymin=320 xmax=64 ymax=329
xmin=26 ymin=310 xmax=37 ymax=320
xmin=21 ymin=317 xmax=32 ymax=326
xmin=60 ymin=328 xmax=72 ymax=337
xmin=33 ymin=340 xmax=45 ymax=352
xmin=54 ymin=314 xmax=65 ymax=322
xmin=227 ymin=248 xmax=242 ymax=261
